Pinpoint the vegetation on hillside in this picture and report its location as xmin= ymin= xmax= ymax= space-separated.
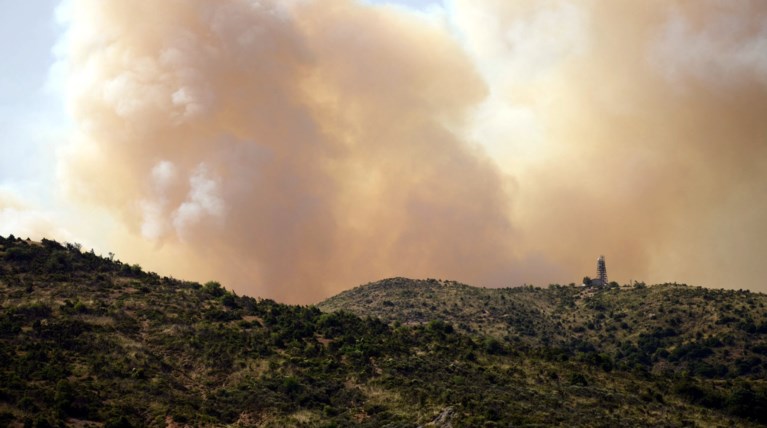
xmin=0 ymin=236 xmax=764 ymax=426
xmin=320 ymin=277 xmax=767 ymax=424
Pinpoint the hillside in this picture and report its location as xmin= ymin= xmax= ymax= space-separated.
xmin=318 ymin=278 xmax=570 ymax=344
xmin=319 ymin=277 xmax=767 ymax=422
xmin=0 ymin=236 xmax=765 ymax=426
xmin=319 ymin=278 xmax=767 ymax=363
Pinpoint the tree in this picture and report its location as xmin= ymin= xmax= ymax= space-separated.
xmin=203 ymin=281 xmax=225 ymax=297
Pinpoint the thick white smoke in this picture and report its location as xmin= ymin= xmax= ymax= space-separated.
xmin=52 ymin=0 xmax=767 ymax=302
xmin=56 ymin=0 xmax=525 ymax=302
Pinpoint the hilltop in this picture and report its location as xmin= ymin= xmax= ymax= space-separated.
xmin=319 ymin=277 xmax=767 ymax=421
xmin=0 ymin=235 xmax=765 ymax=426
xmin=319 ymin=277 xmax=767 ymax=361
xmin=319 ymin=278 xmax=569 ymax=344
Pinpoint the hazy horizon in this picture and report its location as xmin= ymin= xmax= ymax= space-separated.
xmin=2 ymin=0 xmax=767 ymax=303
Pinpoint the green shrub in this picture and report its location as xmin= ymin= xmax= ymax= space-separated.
xmin=203 ymin=281 xmax=225 ymax=297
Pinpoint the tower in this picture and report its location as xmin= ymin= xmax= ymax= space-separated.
xmin=596 ymin=255 xmax=608 ymax=286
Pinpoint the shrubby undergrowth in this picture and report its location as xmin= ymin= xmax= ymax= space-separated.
xmin=0 ymin=235 xmax=764 ymax=426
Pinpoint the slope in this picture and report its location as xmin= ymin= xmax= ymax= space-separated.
xmin=0 ymin=236 xmax=761 ymax=426
xmin=319 ymin=277 xmax=767 ymax=423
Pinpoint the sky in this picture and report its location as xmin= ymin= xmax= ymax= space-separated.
xmin=1 ymin=0 xmax=767 ymax=304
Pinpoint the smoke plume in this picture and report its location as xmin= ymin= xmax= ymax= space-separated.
xmin=56 ymin=0 xmax=767 ymax=302
xmin=449 ymin=0 xmax=767 ymax=290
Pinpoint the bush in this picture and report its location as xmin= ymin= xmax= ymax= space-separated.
xmin=105 ymin=416 xmax=133 ymax=428
xmin=725 ymin=383 xmax=767 ymax=423
xmin=221 ymin=293 xmax=238 ymax=308
xmin=483 ymin=338 xmax=504 ymax=355
xmin=569 ymin=373 xmax=588 ymax=386
xmin=5 ymin=247 xmax=33 ymax=261
xmin=203 ymin=281 xmax=225 ymax=297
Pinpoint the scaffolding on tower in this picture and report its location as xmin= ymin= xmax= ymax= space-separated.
xmin=596 ymin=255 xmax=608 ymax=286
